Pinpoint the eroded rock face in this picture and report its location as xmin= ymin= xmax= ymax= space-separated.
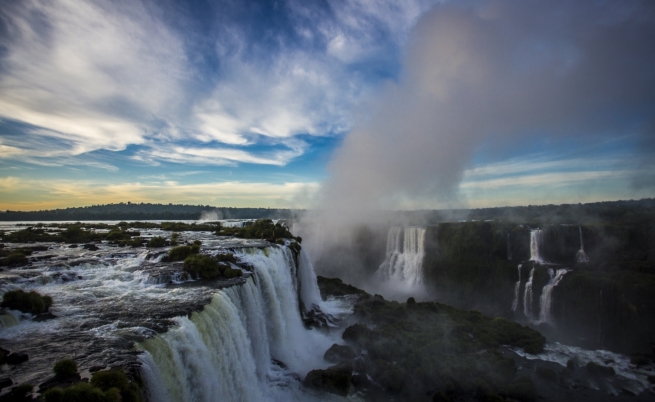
xmin=324 ymin=343 xmax=356 ymax=363
xmin=304 ymin=362 xmax=353 ymax=397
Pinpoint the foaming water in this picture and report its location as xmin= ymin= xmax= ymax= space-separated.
xmin=138 ymin=247 xmax=341 ymax=402
xmin=529 ymin=229 xmax=544 ymax=263
xmin=538 ymin=268 xmax=569 ymax=325
xmin=511 ymin=343 xmax=655 ymax=396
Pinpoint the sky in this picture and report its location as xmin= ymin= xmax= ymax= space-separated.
xmin=0 ymin=0 xmax=654 ymax=211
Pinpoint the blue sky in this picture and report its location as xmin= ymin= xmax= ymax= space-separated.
xmin=0 ymin=0 xmax=654 ymax=210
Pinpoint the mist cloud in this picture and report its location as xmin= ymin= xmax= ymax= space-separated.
xmin=317 ymin=0 xmax=655 ymax=212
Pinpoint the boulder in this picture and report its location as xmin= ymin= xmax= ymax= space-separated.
xmin=6 ymin=352 xmax=28 ymax=365
xmin=0 ymin=377 xmax=12 ymax=390
xmin=304 ymin=362 xmax=352 ymax=396
xmin=586 ymin=361 xmax=615 ymax=376
xmin=324 ymin=344 xmax=356 ymax=363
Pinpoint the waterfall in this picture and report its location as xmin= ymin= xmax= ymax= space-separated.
xmin=378 ymin=227 xmax=426 ymax=286
xmin=511 ymin=264 xmax=522 ymax=312
xmin=138 ymin=246 xmax=335 ymax=402
xmin=538 ymin=268 xmax=569 ymax=325
xmin=529 ymin=229 xmax=544 ymax=263
xmin=523 ymin=267 xmax=535 ymax=320
xmin=507 ymin=233 xmax=512 ymax=261
xmin=297 ymin=249 xmax=323 ymax=312
xmin=576 ymin=226 xmax=589 ymax=263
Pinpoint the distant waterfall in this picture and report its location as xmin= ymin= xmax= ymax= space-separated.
xmin=538 ymin=268 xmax=569 ymax=325
xmin=529 ymin=229 xmax=544 ymax=263
xmin=523 ymin=267 xmax=535 ymax=320
xmin=378 ymin=227 xmax=426 ymax=286
xmin=507 ymin=233 xmax=512 ymax=261
xmin=576 ymin=226 xmax=589 ymax=263
xmin=511 ymin=264 xmax=522 ymax=312
xmin=138 ymin=247 xmax=333 ymax=402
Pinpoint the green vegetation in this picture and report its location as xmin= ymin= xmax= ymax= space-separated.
xmin=2 ymin=383 xmax=34 ymax=401
xmin=182 ymin=253 xmax=242 ymax=279
xmin=183 ymin=254 xmax=219 ymax=279
xmin=1 ymin=289 xmax=53 ymax=314
xmin=217 ymin=219 xmax=301 ymax=244
xmin=146 ymin=236 xmax=166 ymax=248
xmin=44 ymin=368 xmax=141 ymax=402
xmin=53 ymin=359 xmax=78 ymax=379
xmin=319 ymin=279 xmax=544 ymax=400
xmin=317 ymin=276 xmax=369 ymax=299
xmin=0 ymin=202 xmax=296 ymax=221
xmin=167 ymin=244 xmax=200 ymax=261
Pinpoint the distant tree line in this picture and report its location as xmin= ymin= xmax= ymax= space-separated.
xmin=0 ymin=202 xmax=301 ymax=221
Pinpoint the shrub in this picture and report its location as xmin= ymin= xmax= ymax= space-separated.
xmin=44 ymin=383 xmax=108 ymax=402
xmin=54 ymin=359 xmax=78 ymax=378
xmin=8 ymin=383 xmax=33 ymax=400
xmin=168 ymin=245 xmax=199 ymax=262
xmin=146 ymin=236 xmax=166 ymax=248
xmin=91 ymin=369 xmax=141 ymax=402
xmin=223 ymin=268 xmax=243 ymax=278
xmin=183 ymin=254 xmax=219 ymax=279
xmin=1 ymin=289 xmax=53 ymax=314
xmin=215 ymin=253 xmax=236 ymax=264
xmin=0 ymin=252 xmax=28 ymax=266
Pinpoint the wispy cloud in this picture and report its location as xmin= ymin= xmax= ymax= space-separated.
xmin=0 ymin=0 xmax=431 ymax=168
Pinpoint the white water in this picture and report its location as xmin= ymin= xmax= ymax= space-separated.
xmin=507 ymin=233 xmax=512 ymax=260
xmin=523 ymin=267 xmax=535 ymax=320
xmin=512 ymin=343 xmax=655 ymax=396
xmin=529 ymin=229 xmax=544 ymax=263
xmin=138 ymin=247 xmax=342 ymax=402
xmin=511 ymin=264 xmax=522 ymax=312
xmin=297 ymin=249 xmax=323 ymax=312
xmin=576 ymin=226 xmax=590 ymax=263
xmin=378 ymin=227 xmax=426 ymax=288
xmin=538 ymin=268 xmax=569 ymax=325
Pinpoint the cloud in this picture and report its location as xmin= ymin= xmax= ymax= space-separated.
xmin=316 ymin=0 xmax=655 ymax=213
xmin=0 ymin=0 xmax=434 ymax=168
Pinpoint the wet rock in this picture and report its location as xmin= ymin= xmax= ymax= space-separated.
xmin=5 ymin=352 xmax=28 ymax=365
xmin=586 ymin=361 xmax=615 ymax=376
xmin=68 ymin=244 xmax=78 ymax=248
xmin=304 ymin=362 xmax=353 ymax=396
xmin=82 ymin=243 xmax=99 ymax=251
xmin=0 ymin=378 xmax=12 ymax=390
xmin=324 ymin=344 xmax=356 ymax=363
xmin=33 ymin=312 xmax=57 ymax=322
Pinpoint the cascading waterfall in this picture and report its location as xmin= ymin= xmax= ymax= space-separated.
xmin=507 ymin=233 xmax=512 ymax=261
xmin=297 ymin=249 xmax=323 ymax=312
xmin=137 ymin=246 xmax=335 ymax=402
xmin=538 ymin=268 xmax=569 ymax=325
xmin=523 ymin=267 xmax=535 ymax=320
xmin=511 ymin=264 xmax=522 ymax=312
xmin=378 ymin=227 xmax=426 ymax=286
xmin=576 ymin=226 xmax=589 ymax=263
xmin=529 ymin=229 xmax=544 ymax=263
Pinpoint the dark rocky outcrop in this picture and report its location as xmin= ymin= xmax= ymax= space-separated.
xmin=304 ymin=363 xmax=352 ymax=396
xmin=323 ymin=344 xmax=356 ymax=363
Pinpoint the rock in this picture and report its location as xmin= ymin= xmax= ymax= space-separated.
xmin=324 ymin=344 xmax=356 ymax=363
xmin=82 ymin=243 xmax=99 ymax=251
xmin=6 ymin=352 xmax=29 ymax=365
xmin=68 ymin=244 xmax=78 ymax=248
xmin=586 ymin=361 xmax=615 ymax=376
xmin=304 ymin=362 xmax=352 ymax=396
xmin=0 ymin=378 xmax=12 ymax=390
xmin=34 ymin=312 xmax=57 ymax=322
